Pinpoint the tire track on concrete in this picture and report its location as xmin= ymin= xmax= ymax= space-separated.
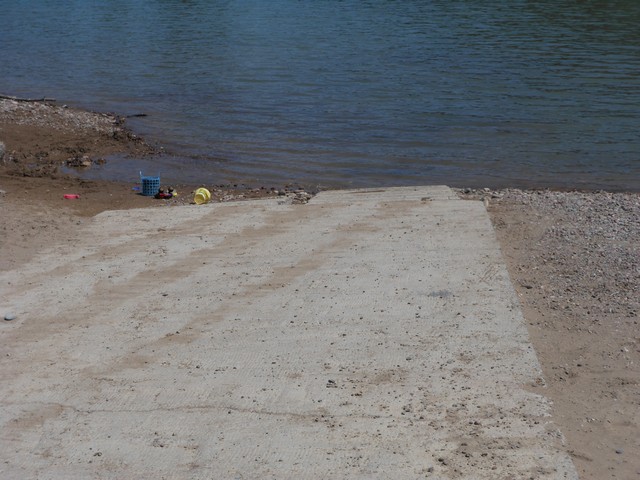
xmin=0 ymin=187 xmax=579 ymax=479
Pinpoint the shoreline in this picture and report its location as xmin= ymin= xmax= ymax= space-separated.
xmin=1 ymin=98 xmax=638 ymax=478
xmin=2 ymin=96 xmax=638 ymax=195
xmin=0 ymin=96 xmax=316 ymax=218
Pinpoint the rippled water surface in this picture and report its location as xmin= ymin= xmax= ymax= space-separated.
xmin=2 ymin=1 xmax=639 ymax=189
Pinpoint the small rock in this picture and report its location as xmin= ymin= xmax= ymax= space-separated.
xmin=615 ymin=448 xmax=623 ymax=454
xmin=4 ymin=313 xmax=16 ymax=321
xmin=65 ymin=156 xmax=92 ymax=168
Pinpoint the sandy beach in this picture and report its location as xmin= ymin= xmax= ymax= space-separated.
xmin=1 ymin=98 xmax=638 ymax=479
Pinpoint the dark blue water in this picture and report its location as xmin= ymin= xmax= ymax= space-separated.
xmin=2 ymin=1 xmax=639 ymax=190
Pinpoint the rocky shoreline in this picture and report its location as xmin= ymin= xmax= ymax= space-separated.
xmin=0 ymin=96 xmax=317 ymax=218
xmin=0 ymin=97 xmax=153 ymax=177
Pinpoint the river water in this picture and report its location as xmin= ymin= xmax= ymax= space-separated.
xmin=1 ymin=1 xmax=639 ymax=190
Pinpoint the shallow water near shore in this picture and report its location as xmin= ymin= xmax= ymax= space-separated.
xmin=2 ymin=1 xmax=639 ymax=190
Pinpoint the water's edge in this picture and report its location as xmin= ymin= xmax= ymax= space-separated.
xmin=3 ymin=1 xmax=639 ymax=191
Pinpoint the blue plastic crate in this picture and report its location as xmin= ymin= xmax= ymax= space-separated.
xmin=140 ymin=175 xmax=160 ymax=196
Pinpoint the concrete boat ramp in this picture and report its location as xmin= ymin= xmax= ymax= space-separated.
xmin=1 ymin=186 xmax=577 ymax=479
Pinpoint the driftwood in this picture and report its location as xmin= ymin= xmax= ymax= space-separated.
xmin=0 ymin=94 xmax=56 ymax=102
xmin=126 ymin=113 xmax=148 ymax=118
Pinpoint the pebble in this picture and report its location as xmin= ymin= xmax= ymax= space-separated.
xmin=459 ymin=188 xmax=639 ymax=320
xmin=4 ymin=313 xmax=16 ymax=321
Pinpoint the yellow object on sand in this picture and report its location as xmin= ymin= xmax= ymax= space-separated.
xmin=194 ymin=187 xmax=211 ymax=205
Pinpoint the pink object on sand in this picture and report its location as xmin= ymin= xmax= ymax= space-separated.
xmin=63 ymin=194 xmax=80 ymax=199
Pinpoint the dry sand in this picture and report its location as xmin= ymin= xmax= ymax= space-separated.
xmin=1 ymin=98 xmax=639 ymax=478
xmin=482 ymin=189 xmax=639 ymax=480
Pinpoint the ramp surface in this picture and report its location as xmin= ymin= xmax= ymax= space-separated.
xmin=0 ymin=186 xmax=577 ymax=479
